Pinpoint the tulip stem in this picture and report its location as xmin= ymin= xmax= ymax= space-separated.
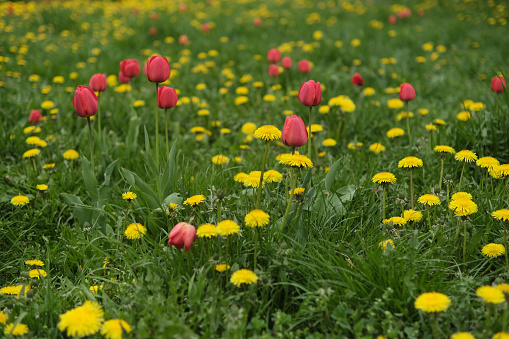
xmin=97 ymin=92 xmax=101 ymax=148
xmin=87 ymin=116 xmax=94 ymax=170
xmin=255 ymin=140 xmax=270 ymax=209
xmin=308 ymin=106 xmax=313 ymax=160
xmin=165 ymin=108 xmax=169 ymax=160
xmin=155 ymin=82 xmax=160 ymax=167
xmin=406 ymin=101 xmax=411 ymax=145
xmin=279 ymin=168 xmax=298 ymax=239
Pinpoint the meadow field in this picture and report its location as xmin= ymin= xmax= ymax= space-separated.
xmin=1 ymin=0 xmax=509 ymax=337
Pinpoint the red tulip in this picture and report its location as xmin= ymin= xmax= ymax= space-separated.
xmin=202 ymin=23 xmax=210 ymax=33
xmin=168 ymin=222 xmax=197 ymax=252
xmin=282 ymin=57 xmax=292 ymax=69
xmin=267 ymin=48 xmax=281 ymax=63
xmin=146 ymin=55 xmax=171 ymax=83
xmin=29 ymin=110 xmax=42 ymax=124
xmin=72 ymin=85 xmax=98 ymax=118
xmin=179 ymin=34 xmax=190 ymax=45
xmin=118 ymin=71 xmax=131 ymax=84
xmin=89 ymin=74 xmax=107 ymax=92
xmin=253 ymin=17 xmax=262 ymax=27
xmin=282 ymin=115 xmax=308 ymax=147
xmin=491 ymin=76 xmax=506 ymax=94
xmin=179 ymin=3 xmax=187 ymax=12
xmin=7 ymin=6 xmax=13 ymax=16
xmin=388 ymin=15 xmax=397 ymax=24
xmin=150 ymin=12 xmax=159 ymax=21
xmin=158 ymin=86 xmax=179 ymax=109
xmin=298 ymin=80 xmax=322 ymax=107
xmin=120 ymin=59 xmax=140 ymax=78
xmin=149 ymin=27 xmax=157 ymax=36
xmin=268 ymin=64 xmax=279 ymax=77
xmin=399 ymin=83 xmax=416 ymax=102
xmin=351 ymin=73 xmax=364 ymax=86
xmin=298 ymin=60 xmax=311 ymax=74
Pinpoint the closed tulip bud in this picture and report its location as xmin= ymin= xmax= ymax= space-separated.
xmin=351 ymin=73 xmax=364 ymax=86
xmin=282 ymin=115 xmax=308 ymax=147
xmin=72 ymin=85 xmax=98 ymax=118
xmin=298 ymin=60 xmax=311 ymax=74
xmin=282 ymin=57 xmax=292 ymax=69
xmin=89 ymin=73 xmax=107 ymax=92
xmin=298 ymin=80 xmax=322 ymax=107
xmin=267 ymin=48 xmax=281 ymax=63
xmin=158 ymin=86 xmax=179 ymax=109
xmin=150 ymin=12 xmax=159 ymax=21
xmin=118 ymin=71 xmax=131 ymax=84
xmin=146 ymin=55 xmax=171 ymax=83
xmin=120 ymin=59 xmax=140 ymax=78
xmin=29 ymin=110 xmax=42 ymax=124
xmin=179 ymin=3 xmax=187 ymax=12
xmin=491 ymin=76 xmax=506 ymax=94
xmin=268 ymin=64 xmax=279 ymax=77
xmin=399 ymin=83 xmax=416 ymax=102
xmin=179 ymin=34 xmax=190 ymax=45
xmin=149 ymin=27 xmax=157 ymax=36
xmin=202 ymin=23 xmax=210 ymax=33
xmin=388 ymin=15 xmax=397 ymax=24
xmin=168 ymin=222 xmax=197 ymax=252
xmin=253 ymin=17 xmax=262 ymax=27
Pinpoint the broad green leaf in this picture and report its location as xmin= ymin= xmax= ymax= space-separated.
xmin=121 ymin=167 xmax=161 ymax=209
xmin=325 ymin=157 xmax=342 ymax=192
xmin=81 ymin=155 xmax=98 ymax=203
xmin=161 ymin=140 xmax=178 ymax=199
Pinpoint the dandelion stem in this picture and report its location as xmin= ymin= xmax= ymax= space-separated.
xmin=439 ymin=158 xmax=444 ymax=190
xmin=382 ymin=187 xmax=386 ymax=220
xmin=217 ymin=200 xmax=222 ymax=224
xmin=165 ymin=108 xmax=169 ymax=160
xmin=255 ymin=140 xmax=270 ymax=209
xmin=463 ymin=219 xmax=467 ymax=262
xmin=410 ymin=169 xmax=414 ymax=209
xmin=155 ymin=82 xmax=160 ymax=167
xmin=254 ymin=228 xmax=258 ymax=269
xmin=505 ymin=222 xmax=508 ymax=270
xmin=458 ymin=162 xmax=466 ymax=190
xmin=308 ymin=106 xmax=313 ymax=160
xmin=87 ymin=116 xmax=94 ymax=170
xmin=455 ymin=218 xmax=461 ymax=242
xmin=279 ymin=168 xmax=298 ymax=239
xmin=431 ymin=313 xmax=440 ymax=339
xmin=428 ymin=206 xmax=432 ymax=230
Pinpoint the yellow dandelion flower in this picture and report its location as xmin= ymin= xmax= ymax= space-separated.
xmin=29 ymin=269 xmax=47 ymax=279
xmin=122 ymin=192 xmax=137 ymax=202
xmin=217 ymin=220 xmax=240 ymax=236
xmin=363 ymin=87 xmax=375 ymax=96
xmin=414 ymin=292 xmax=451 ymax=312
xmin=63 ymin=149 xmax=79 ymax=160
xmin=254 ymin=125 xmax=282 ymax=141
xmin=491 ymin=164 xmax=509 ymax=178
xmin=476 ymin=286 xmax=505 ymax=304
xmin=169 ymin=203 xmax=178 ymax=210
xmin=318 ymin=106 xmax=330 ymax=114
xmin=0 ymin=285 xmax=30 ymax=296
xmin=245 ymin=209 xmax=270 ymax=227
xmin=89 ymin=285 xmax=103 ymax=293
xmin=434 ymin=145 xmax=455 ymax=154
xmin=477 ymin=157 xmax=499 ymax=169
xmin=41 ymin=100 xmax=55 ymax=110
xmin=183 ymin=195 xmax=206 ymax=206
xmin=241 ymin=122 xmax=257 ymax=135
xmin=457 ymin=111 xmax=471 ymax=121
xmin=23 ymin=148 xmax=40 ymax=158
xmin=43 ymin=163 xmax=55 ymax=169
xmin=450 ymin=332 xmax=475 ymax=339
xmin=263 ymin=94 xmax=276 ymax=102
xmin=133 ymin=100 xmax=145 ymax=108
xmin=451 ymin=192 xmax=472 ymax=201
xmin=220 ymin=128 xmax=231 ymax=134
xmin=387 ymin=98 xmax=404 ymax=109
xmin=57 ymin=300 xmax=105 ymax=337
xmin=124 ymin=223 xmax=147 ymax=240
xmin=230 ymin=269 xmax=258 ymax=286
xmin=234 ymin=172 xmax=248 ymax=183
xmin=235 ymin=96 xmax=249 ymax=105
xmin=243 ymin=173 xmax=263 ymax=188
xmin=100 ymin=319 xmax=132 ymax=339
xmin=396 ymin=111 xmax=414 ymax=121
xmin=25 ymin=260 xmax=44 ymax=266
xmin=493 ymin=332 xmax=509 ymax=339
xmin=372 ymin=172 xmax=396 ymax=185
xmin=379 ymin=239 xmax=394 ymax=250
xmin=496 ymin=284 xmax=509 ymax=295
xmin=434 ymin=119 xmax=446 ymax=126
xmin=11 ymin=195 xmax=29 ymax=207
xmin=425 ymin=124 xmax=437 ymax=131
xmin=455 ymin=150 xmax=477 ymax=162
xmin=190 ymin=126 xmax=205 ymax=134
xmin=387 ymin=127 xmax=405 ymax=138
xmin=418 ymin=108 xmax=429 ymax=115
xmin=278 ymin=153 xmax=313 ymax=168
xmin=322 ymin=138 xmax=337 ymax=147
xmin=492 ymin=209 xmax=509 ymax=222
xmin=0 ymin=311 xmax=7 ymax=324
xmin=4 ymin=323 xmax=29 ymax=336
xmin=263 ymin=170 xmax=282 ymax=183
xmin=482 ymin=243 xmax=505 ymax=258
xmin=196 ymin=224 xmax=218 ymax=238
xmin=215 ymin=264 xmax=231 ymax=272
xmin=212 ymin=155 xmax=229 ymax=165
xmin=23 ymin=126 xmax=41 ymax=134
xmin=382 ymin=217 xmax=407 ymax=226
xmin=398 ymin=156 xmax=423 ymax=169
xmin=369 ymin=143 xmax=386 ymax=153
xmin=418 ymin=194 xmax=441 ymax=206
xmin=403 ymin=209 xmax=423 ymax=222
xmin=449 ymin=198 xmax=478 ymax=217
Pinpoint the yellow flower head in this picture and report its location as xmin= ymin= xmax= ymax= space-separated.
xmin=290 ymin=188 xmax=306 ymax=195
xmin=455 ymin=150 xmax=477 ymax=162
xmin=11 ymin=195 xmax=29 ymax=207
xmin=124 ymin=223 xmax=147 ymax=240
xmin=482 ymin=243 xmax=505 ymax=258
xmin=212 ymin=155 xmax=229 ymax=165
xmin=25 ymin=260 xmax=44 ymax=266
xmin=476 ymin=157 xmax=500 ymax=169
xmin=491 ymin=164 xmax=509 ymax=179
xmin=322 ymin=138 xmax=337 ymax=147
xmin=386 ymin=127 xmax=405 ymax=138
xmin=414 ymin=292 xmax=451 ymax=313
xmin=451 ymin=192 xmax=472 ymax=201
xmin=457 ymin=111 xmax=471 ymax=121
xmin=372 ymin=172 xmax=396 ymax=185
xmin=196 ymin=224 xmax=218 ymax=238
xmin=63 ymin=149 xmax=79 ymax=160
xmin=41 ymin=100 xmax=55 ymax=110
xmin=382 ymin=217 xmax=407 ymax=226
xmin=278 ymin=154 xmax=313 ymax=168
xmin=263 ymin=170 xmax=283 ymax=183
xmin=434 ymin=119 xmax=446 ymax=125
xmin=476 ymin=286 xmax=505 ymax=304
xmin=425 ymin=124 xmax=437 ymax=131
xmin=230 ymin=269 xmax=258 ymax=286
xmin=398 ymin=156 xmax=423 ymax=169
xmin=387 ymin=98 xmax=404 ymax=109
xmin=235 ymin=96 xmax=249 ymax=105
xmin=496 ymin=284 xmax=509 ymax=295
xmin=492 ymin=209 xmax=509 ymax=222
xmin=44 ymin=163 xmax=56 ymax=169
xmin=234 ymin=172 xmax=248 ymax=183
xmin=396 ymin=112 xmax=414 ymax=121
xmin=4 ymin=323 xmax=29 ymax=336
xmin=450 ymin=332 xmax=475 ymax=339
xmin=493 ymin=332 xmax=509 ymax=339
xmin=369 ymin=143 xmax=386 ymax=153
xmin=403 ymin=209 xmax=423 ymax=222
xmin=101 ymin=319 xmax=132 ymax=339
xmin=23 ymin=148 xmax=40 ymax=158
xmin=29 ymin=269 xmax=47 ymax=279
xmin=241 ymin=122 xmax=257 ymax=135
xmin=183 ymin=195 xmax=206 ymax=206
xmin=245 ymin=209 xmax=270 ymax=227
xmin=449 ymin=198 xmax=478 ymax=217
xmin=217 ymin=220 xmax=240 ymax=236
xmin=122 ymin=192 xmax=137 ymax=202
xmin=0 ymin=311 xmax=7 ymax=324
xmin=215 ymin=264 xmax=231 ymax=272
xmin=434 ymin=145 xmax=455 ymax=154
xmin=58 ymin=300 xmax=105 ymax=337
xmin=254 ymin=125 xmax=282 ymax=141
xmin=417 ymin=194 xmax=441 ymax=206
xmin=379 ymin=239 xmax=395 ymax=250
xmin=36 ymin=184 xmax=48 ymax=191
xmin=0 ymin=285 xmax=30 ymax=296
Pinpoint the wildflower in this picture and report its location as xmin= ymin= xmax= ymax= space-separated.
xmin=418 ymin=194 xmax=441 ymax=206
xmin=263 ymin=170 xmax=282 ymax=183
xmin=455 ymin=150 xmax=477 ymax=162
xmin=278 ymin=153 xmax=313 ymax=168
xmin=230 ymin=269 xmax=258 ymax=286
xmin=57 ymin=300 xmax=105 ymax=337
xmin=0 ymin=311 xmax=6 ymax=324
xmin=425 ymin=124 xmax=437 ymax=131
xmin=451 ymin=192 xmax=472 ymax=201
xmin=492 ymin=209 xmax=509 ymax=222
xmin=29 ymin=269 xmax=47 ymax=279
xmin=4 ymin=323 xmax=29 ymax=336
xmin=22 ymin=148 xmax=40 ymax=158
xmin=168 ymin=222 xmax=197 ymax=251
xmin=387 ymin=98 xmax=404 ymax=109
xmin=122 ymin=192 xmax=137 ymax=202
xmin=414 ymin=292 xmax=451 ymax=312
xmin=254 ymin=125 xmax=281 ymax=141
xmin=183 ymin=195 xmax=206 ymax=206
xmin=493 ymin=333 xmax=509 ymax=339
xmin=403 ymin=209 xmax=423 ymax=222
xmin=418 ymin=108 xmax=429 ymax=115
xmin=43 ymin=163 xmax=55 ymax=169
xmin=434 ymin=145 xmax=455 ymax=154
xmin=215 ymin=264 xmax=231 ymax=272
xmin=386 ymin=127 xmax=405 ymax=138
xmin=243 ymin=172 xmax=263 ymax=188
xmin=457 ymin=111 xmax=471 ymax=121
xmin=396 ymin=111 xmax=414 ymax=121
xmin=41 ymin=100 xmax=55 ymax=110
xmin=496 ymin=284 xmax=509 ymax=295
xmin=363 ymin=87 xmax=375 ymax=96
xmin=449 ymin=198 xmax=478 ymax=217
xmin=212 ymin=155 xmax=229 ymax=165
xmin=372 ymin=172 xmax=396 ymax=185
xmin=25 ymin=260 xmax=44 ymax=266
xmin=482 ymin=243 xmax=505 ymax=258
xmin=11 ymin=195 xmax=29 ymax=207
xmin=63 ymin=149 xmax=79 ymax=160
xmin=235 ymin=96 xmax=249 ymax=105
xmin=476 ymin=286 xmax=505 ymax=304
xmin=434 ymin=119 xmax=446 ymax=125
xmin=196 ymin=224 xmax=218 ymax=238
xmin=89 ymin=285 xmax=103 ymax=293
xmin=450 ymin=333 xmax=475 ymax=339
xmin=398 ymin=156 xmax=423 ymax=169
xmin=23 ymin=126 xmax=41 ymax=134
xmin=291 ymin=188 xmax=306 ymax=195
xmin=217 ymin=220 xmax=240 ymax=236
xmin=477 ymin=157 xmax=499 ymax=169
xmin=101 ymin=319 xmax=132 ymax=339
xmin=369 ymin=143 xmax=386 ymax=153
xmin=124 ymin=223 xmax=147 ymax=240
xmin=382 ymin=217 xmax=407 ymax=226
xmin=379 ymin=239 xmax=395 ymax=250
xmin=245 ymin=210 xmax=270 ymax=227
xmin=322 ymin=138 xmax=337 ymax=147
xmin=491 ymin=164 xmax=509 ymax=178
xmin=234 ymin=172 xmax=248 ymax=183
xmin=36 ymin=184 xmax=48 ymax=191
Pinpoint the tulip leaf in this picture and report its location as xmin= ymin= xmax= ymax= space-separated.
xmin=161 ymin=140 xmax=178 ymax=198
xmin=121 ymin=167 xmax=161 ymax=210
xmin=325 ymin=157 xmax=342 ymax=192
xmin=81 ymin=155 xmax=99 ymax=204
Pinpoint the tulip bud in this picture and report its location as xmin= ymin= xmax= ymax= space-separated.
xmin=282 ymin=57 xmax=292 ymax=69
xmin=202 ymin=23 xmax=210 ymax=33
xmin=89 ymin=73 xmax=107 ymax=92
xmin=268 ymin=64 xmax=279 ymax=77
xmin=29 ymin=109 xmax=42 ymax=124
xmin=399 ymin=83 xmax=416 ymax=102
xmin=491 ymin=76 xmax=506 ymax=94
xmin=179 ymin=3 xmax=187 ymax=12
xmin=179 ymin=34 xmax=190 ymax=45
xmin=168 ymin=222 xmax=197 ymax=252
xmin=388 ymin=15 xmax=397 ymax=24
xmin=298 ymin=80 xmax=322 ymax=107
xmin=118 ymin=71 xmax=131 ymax=84
xmin=149 ymin=27 xmax=157 ymax=36
xmin=150 ymin=12 xmax=159 ymax=21
xmin=298 ymin=60 xmax=311 ymax=74
xmin=253 ymin=17 xmax=262 ymax=27
xmin=158 ymin=86 xmax=179 ymax=109
xmin=146 ymin=55 xmax=171 ymax=83
xmin=72 ymin=85 xmax=98 ymax=118
xmin=351 ymin=73 xmax=364 ymax=86
xmin=282 ymin=115 xmax=308 ymax=147
xmin=120 ymin=59 xmax=140 ymax=78
xmin=267 ymin=48 xmax=281 ymax=63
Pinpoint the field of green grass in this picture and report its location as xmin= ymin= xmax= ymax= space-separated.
xmin=1 ymin=0 xmax=509 ymax=337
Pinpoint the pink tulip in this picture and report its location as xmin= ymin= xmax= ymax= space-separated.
xmin=253 ymin=17 xmax=262 ymax=27
xmin=118 ymin=71 xmax=131 ymax=84
xmin=120 ymin=59 xmax=140 ymax=78
xmin=267 ymin=48 xmax=281 ymax=63
xmin=168 ymin=222 xmax=197 ymax=252
xmin=399 ymin=83 xmax=416 ymax=102
xmin=388 ymin=15 xmax=397 ymax=24
xmin=72 ymin=85 xmax=98 ymax=118
xmin=298 ymin=80 xmax=322 ymax=107
xmin=351 ymin=73 xmax=364 ymax=86
xmin=282 ymin=57 xmax=292 ymax=69
xmin=298 ymin=60 xmax=311 ymax=74
xmin=179 ymin=34 xmax=190 ymax=45
xmin=158 ymin=86 xmax=179 ymax=109
xmin=89 ymin=73 xmax=107 ymax=92
xmin=29 ymin=110 xmax=42 ymax=124
xmin=146 ymin=55 xmax=171 ymax=83
xmin=491 ymin=76 xmax=506 ymax=94
xmin=268 ymin=64 xmax=279 ymax=77
xmin=282 ymin=115 xmax=308 ymax=147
